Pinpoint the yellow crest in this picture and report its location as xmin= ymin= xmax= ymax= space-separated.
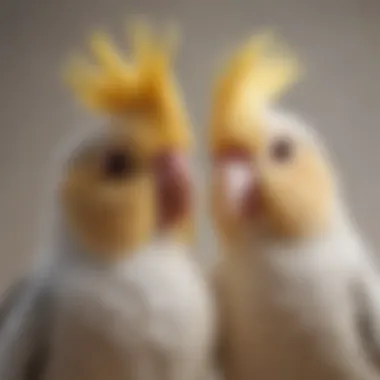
xmin=210 ymin=32 xmax=302 ymax=153
xmin=64 ymin=20 xmax=192 ymax=155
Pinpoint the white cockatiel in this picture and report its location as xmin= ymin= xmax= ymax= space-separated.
xmin=0 ymin=22 xmax=215 ymax=380
xmin=208 ymin=34 xmax=380 ymax=380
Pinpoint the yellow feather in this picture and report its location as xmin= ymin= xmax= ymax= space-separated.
xmin=63 ymin=19 xmax=192 ymax=153
xmin=127 ymin=18 xmax=154 ymax=68
xmin=89 ymin=32 xmax=134 ymax=77
xmin=210 ymin=32 xmax=302 ymax=153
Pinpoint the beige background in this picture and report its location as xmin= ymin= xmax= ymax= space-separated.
xmin=0 ymin=0 xmax=380 ymax=292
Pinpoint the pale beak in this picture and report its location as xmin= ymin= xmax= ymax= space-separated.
xmin=214 ymin=149 xmax=261 ymax=218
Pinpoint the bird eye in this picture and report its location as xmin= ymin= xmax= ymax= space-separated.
xmin=103 ymin=149 xmax=139 ymax=180
xmin=270 ymin=137 xmax=294 ymax=163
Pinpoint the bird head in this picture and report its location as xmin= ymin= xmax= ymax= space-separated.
xmin=60 ymin=21 xmax=193 ymax=260
xmin=209 ymin=34 xmax=337 ymax=244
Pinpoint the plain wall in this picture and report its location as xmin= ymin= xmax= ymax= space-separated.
xmin=0 ymin=0 xmax=380 ymax=291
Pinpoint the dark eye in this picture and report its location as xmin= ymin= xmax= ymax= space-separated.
xmin=270 ymin=137 xmax=294 ymax=162
xmin=103 ymin=149 xmax=139 ymax=180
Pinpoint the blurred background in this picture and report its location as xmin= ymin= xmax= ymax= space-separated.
xmin=0 ymin=0 xmax=379 ymax=292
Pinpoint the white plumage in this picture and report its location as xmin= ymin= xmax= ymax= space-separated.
xmin=43 ymin=238 xmax=215 ymax=380
xmin=213 ymin=109 xmax=380 ymax=380
xmin=0 ymin=127 xmax=216 ymax=380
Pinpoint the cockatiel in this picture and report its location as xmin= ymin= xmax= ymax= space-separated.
xmin=208 ymin=34 xmax=380 ymax=380
xmin=0 ymin=22 xmax=215 ymax=380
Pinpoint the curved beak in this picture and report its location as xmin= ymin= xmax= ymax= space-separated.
xmin=214 ymin=148 xmax=261 ymax=218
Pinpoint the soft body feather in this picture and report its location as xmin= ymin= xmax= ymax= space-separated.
xmin=41 ymin=239 xmax=215 ymax=380
xmin=216 ymin=211 xmax=380 ymax=380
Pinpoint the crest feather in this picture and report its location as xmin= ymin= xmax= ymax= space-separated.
xmin=210 ymin=32 xmax=301 ymax=152
xmin=63 ymin=20 xmax=191 ymax=153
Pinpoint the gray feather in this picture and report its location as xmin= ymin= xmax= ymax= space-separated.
xmin=0 ymin=280 xmax=31 ymax=328
xmin=0 ymin=275 xmax=54 ymax=380
xmin=351 ymin=260 xmax=380 ymax=373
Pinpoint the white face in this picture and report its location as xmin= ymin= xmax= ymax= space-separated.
xmin=211 ymin=108 xmax=336 ymax=242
